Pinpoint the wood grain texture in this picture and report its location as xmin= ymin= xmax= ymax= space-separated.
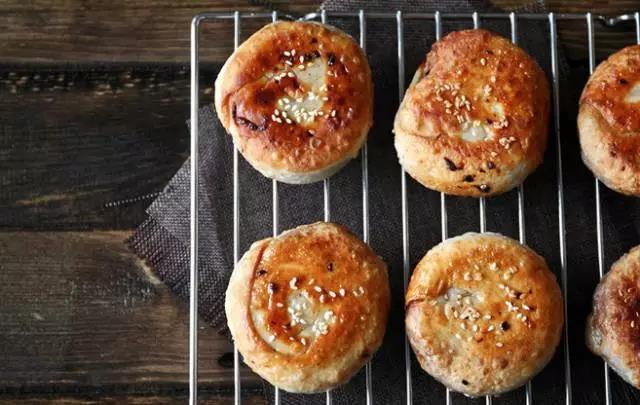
xmin=1 ymin=0 xmax=639 ymax=64
xmin=0 ymin=0 xmax=320 ymax=64
xmin=0 ymin=67 xmax=218 ymax=230
xmin=0 ymin=232 xmax=260 ymax=393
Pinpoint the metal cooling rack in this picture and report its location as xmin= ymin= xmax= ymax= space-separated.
xmin=189 ymin=10 xmax=640 ymax=405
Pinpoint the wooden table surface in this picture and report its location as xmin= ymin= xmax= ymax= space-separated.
xmin=2 ymin=1 xmax=640 ymax=404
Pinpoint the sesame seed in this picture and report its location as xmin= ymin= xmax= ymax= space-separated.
xmin=331 ymin=109 xmax=336 ymax=117
xmin=455 ymin=333 xmax=462 ymax=340
xmin=480 ymin=58 xmax=487 ymax=66
xmin=289 ymin=277 xmax=298 ymax=289
xmin=298 ymin=65 xmax=305 ymax=69
xmin=496 ymin=342 xmax=503 ymax=348
xmin=314 ymin=286 xmax=322 ymax=293
xmin=329 ymin=291 xmax=337 ymax=298
xmin=488 ymin=325 xmax=495 ymax=332
xmin=319 ymin=294 xmax=326 ymax=303
xmin=301 ymin=337 xmax=307 ymax=345
xmin=287 ymin=72 xmax=295 ymax=78
xmin=285 ymin=118 xmax=292 ymax=124
xmin=269 ymin=334 xmax=276 ymax=342
xmin=464 ymin=272 xmax=472 ymax=281
xmin=291 ymin=49 xmax=296 ymax=56
xmin=285 ymin=60 xmax=293 ymax=66
xmin=283 ymin=51 xmax=291 ymax=57
xmin=276 ymin=302 xmax=284 ymax=308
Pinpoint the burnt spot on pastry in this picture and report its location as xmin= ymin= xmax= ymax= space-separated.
xmin=444 ymin=157 xmax=459 ymax=171
xmin=463 ymin=175 xmax=475 ymax=182
xmin=462 ymin=379 xmax=470 ymax=386
xmin=310 ymin=37 xmax=318 ymax=44
xmin=486 ymin=161 xmax=496 ymax=170
xmin=268 ymin=282 xmax=279 ymax=294
xmin=306 ymin=130 xmax=315 ymax=138
xmin=255 ymin=88 xmax=276 ymax=106
xmin=256 ymin=268 xmax=268 ymax=277
xmin=327 ymin=52 xmax=336 ymax=66
xmin=327 ymin=262 xmax=334 ymax=272
xmin=475 ymin=184 xmax=491 ymax=193
xmin=619 ymin=78 xmax=629 ymax=85
xmin=232 ymin=104 xmax=268 ymax=132
xmin=500 ymin=321 xmax=511 ymax=331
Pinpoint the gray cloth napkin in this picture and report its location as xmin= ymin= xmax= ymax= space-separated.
xmin=129 ymin=1 xmax=640 ymax=404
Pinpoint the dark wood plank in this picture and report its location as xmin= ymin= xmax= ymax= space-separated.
xmin=1 ymin=0 xmax=639 ymax=65
xmin=0 ymin=0 xmax=321 ymax=64
xmin=0 ymin=231 xmax=260 ymax=394
xmin=0 ymin=66 xmax=216 ymax=230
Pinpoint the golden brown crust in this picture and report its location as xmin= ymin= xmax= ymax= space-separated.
xmin=405 ymin=233 xmax=563 ymax=397
xmin=394 ymin=29 xmax=549 ymax=197
xmin=578 ymin=45 xmax=640 ymax=196
xmin=587 ymin=245 xmax=640 ymax=388
xmin=215 ymin=21 xmax=373 ymax=184
xmin=225 ymin=222 xmax=390 ymax=393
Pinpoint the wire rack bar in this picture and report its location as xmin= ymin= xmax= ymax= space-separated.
xmin=272 ymin=9 xmax=281 ymax=405
xmin=548 ymin=12 xmax=573 ymax=405
xmin=191 ymin=11 xmax=638 ymax=21
xmin=190 ymin=9 xmax=640 ymax=405
xmin=189 ymin=13 xmax=201 ymax=405
xmin=506 ymin=11 xmax=535 ymax=405
xmin=396 ymin=11 xmax=413 ymax=405
xmin=586 ymin=13 xmax=611 ymax=405
xmin=359 ymin=8 xmax=375 ymax=405
xmin=232 ymin=13 xmax=242 ymax=405
xmin=472 ymin=11 xmax=492 ymax=405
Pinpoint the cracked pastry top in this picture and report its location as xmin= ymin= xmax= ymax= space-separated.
xmin=214 ymin=21 xmax=373 ymax=184
xmin=579 ymin=44 xmax=640 ymax=196
xmin=394 ymin=29 xmax=549 ymax=197
xmin=587 ymin=245 xmax=640 ymax=389
xmin=405 ymin=232 xmax=563 ymax=397
xmin=225 ymin=222 xmax=390 ymax=393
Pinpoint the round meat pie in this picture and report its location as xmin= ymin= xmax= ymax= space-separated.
xmin=405 ymin=232 xmax=564 ymax=397
xmin=394 ymin=29 xmax=549 ymax=197
xmin=579 ymin=44 xmax=640 ymax=196
xmin=587 ymin=245 xmax=640 ymax=389
xmin=225 ymin=222 xmax=390 ymax=393
xmin=215 ymin=21 xmax=373 ymax=184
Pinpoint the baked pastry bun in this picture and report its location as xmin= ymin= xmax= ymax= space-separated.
xmin=587 ymin=245 xmax=640 ymax=389
xmin=578 ymin=44 xmax=640 ymax=196
xmin=215 ymin=21 xmax=373 ymax=184
xmin=394 ymin=29 xmax=549 ymax=197
xmin=225 ymin=222 xmax=390 ymax=393
xmin=405 ymin=232 xmax=563 ymax=397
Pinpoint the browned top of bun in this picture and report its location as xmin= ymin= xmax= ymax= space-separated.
xmin=394 ymin=29 xmax=549 ymax=197
xmin=225 ymin=222 xmax=389 ymax=393
xmin=588 ymin=245 xmax=640 ymax=387
xmin=581 ymin=44 xmax=640 ymax=134
xmin=215 ymin=21 xmax=373 ymax=175
xmin=405 ymin=233 xmax=563 ymax=396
